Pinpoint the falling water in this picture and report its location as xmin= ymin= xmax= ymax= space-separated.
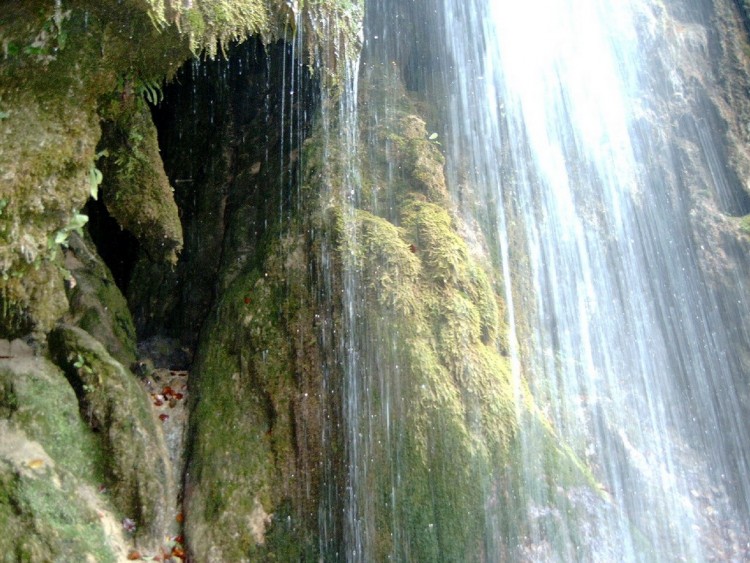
xmin=437 ymin=0 xmax=750 ymax=559
xmin=332 ymin=0 xmax=750 ymax=559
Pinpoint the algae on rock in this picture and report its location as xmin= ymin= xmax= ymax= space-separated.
xmin=184 ymin=234 xmax=324 ymax=561
xmin=48 ymin=324 xmax=176 ymax=547
xmin=63 ymin=232 xmax=139 ymax=367
xmin=98 ymin=98 xmax=183 ymax=266
xmin=0 ymin=345 xmax=122 ymax=562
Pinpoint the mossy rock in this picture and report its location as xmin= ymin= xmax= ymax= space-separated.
xmin=184 ymin=283 xmax=277 ymax=560
xmin=0 ymin=349 xmax=125 ymax=562
xmin=99 ymin=100 xmax=183 ymax=266
xmin=48 ymin=324 xmax=175 ymax=547
xmin=62 ymin=232 xmax=138 ymax=367
xmin=185 ymin=229 xmax=325 ymax=559
xmin=0 ymin=431 xmax=116 ymax=563
xmin=0 ymin=1 xmax=188 ymax=338
xmin=332 ymin=205 xmax=504 ymax=559
xmin=0 ymin=260 xmax=69 ymax=339
xmin=309 ymin=85 xmax=601 ymax=555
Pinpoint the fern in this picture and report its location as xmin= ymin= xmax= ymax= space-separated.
xmin=137 ymin=77 xmax=164 ymax=105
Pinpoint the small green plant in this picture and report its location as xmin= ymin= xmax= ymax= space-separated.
xmin=72 ymin=353 xmax=102 ymax=387
xmin=88 ymin=150 xmax=108 ymax=200
xmin=48 ymin=212 xmax=89 ymax=258
xmin=73 ymin=353 xmax=93 ymax=375
xmin=136 ymin=76 xmax=164 ymax=106
xmin=54 ymin=213 xmax=88 ymax=245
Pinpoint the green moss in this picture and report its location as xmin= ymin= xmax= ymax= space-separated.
xmin=0 ymin=460 xmax=116 ymax=563
xmin=401 ymin=198 xmax=471 ymax=286
xmin=0 ymin=260 xmax=68 ymax=338
xmin=145 ymin=0 xmax=270 ymax=57
xmin=343 ymin=210 xmax=422 ymax=317
xmin=322 ymin=198 xmax=508 ymax=558
xmin=304 ymin=69 xmax=603 ymax=557
xmin=48 ymin=325 xmax=174 ymax=546
xmin=99 ymin=99 xmax=183 ymax=265
xmin=0 ymin=356 xmax=104 ymax=483
xmin=186 ymin=236 xmax=320 ymax=559
xmin=0 ymin=1 xmax=189 ymax=337
xmin=64 ymin=233 xmax=138 ymax=367
xmin=739 ymin=213 xmax=750 ymax=235
xmin=0 ymin=356 xmax=121 ymax=562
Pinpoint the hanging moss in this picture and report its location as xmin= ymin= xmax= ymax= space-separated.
xmin=145 ymin=0 xmax=271 ymax=57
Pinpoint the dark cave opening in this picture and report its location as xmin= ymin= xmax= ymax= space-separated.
xmin=84 ymin=37 xmax=317 ymax=353
xmin=84 ymin=196 xmax=140 ymax=293
xmin=145 ymin=38 xmax=316 ymax=347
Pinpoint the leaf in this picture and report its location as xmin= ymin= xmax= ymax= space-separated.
xmin=428 ymin=132 xmax=438 ymax=140
xmin=68 ymin=213 xmax=89 ymax=235
xmin=27 ymin=459 xmax=45 ymax=469
xmin=88 ymin=165 xmax=103 ymax=200
xmin=140 ymin=78 xmax=164 ymax=105
xmin=54 ymin=230 xmax=68 ymax=245
xmin=73 ymin=353 xmax=86 ymax=369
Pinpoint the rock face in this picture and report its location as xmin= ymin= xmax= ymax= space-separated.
xmin=48 ymin=325 xmax=176 ymax=544
xmin=0 ymin=341 xmax=130 ymax=562
xmin=1 ymin=0 xmax=750 ymax=560
xmin=0 ymin=0 xmax=363 ymax=559
xmin=631 ymin=0 xmax=750 ymax=460
xmin=63 ymin=232 xmax=138 ymax=368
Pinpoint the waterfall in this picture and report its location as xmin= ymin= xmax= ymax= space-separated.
xmin=446 ymin=0 xmax=750 ymax=558
xmin=330 ymin=0 xmax=750 ymax=559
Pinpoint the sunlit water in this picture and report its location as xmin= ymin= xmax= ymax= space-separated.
xmin=326 ymin=0 xmax=750 ymax=560
xmin=439 ymin=0 xmax=750 ymax=559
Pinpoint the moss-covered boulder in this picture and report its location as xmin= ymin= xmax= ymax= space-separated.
xmin=62 ymin=232 xmax=138 ymax=367
xmin=48 ymin=324 xmax=175 ymax=548
xmin=0 ymin=0 xmax=188 ymax=338
xmin=0 ymin=342 xmax=127 ymax=562
xmin=184 ymin=232 xmax=322 ymax=561
xmin=98 ymin=98 xmax=183 ymax=266
xmin=178 ymin=62 xmax=599 ymax=558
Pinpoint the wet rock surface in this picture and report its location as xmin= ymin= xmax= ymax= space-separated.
xmin=48 ymin=325 xmax=176 ymax=550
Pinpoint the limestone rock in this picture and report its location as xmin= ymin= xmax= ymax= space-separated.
xmin=48 ymin=324 xmax=176 ymax=548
